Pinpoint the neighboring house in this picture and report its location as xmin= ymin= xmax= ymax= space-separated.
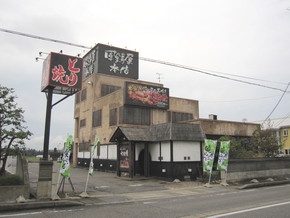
xmin=269 ymin=128 xmax=281 ymax=154
xmin=280 ymin=125 xmax=290 ymax=155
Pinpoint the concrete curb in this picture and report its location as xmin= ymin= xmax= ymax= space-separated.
xmin=239 ymin=180 xmax=290 ymax=189
xmin=0 ymin=200 xmax=84 ymax=212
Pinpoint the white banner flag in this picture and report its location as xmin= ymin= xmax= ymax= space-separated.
xmin=217 ymin=141 xmax=230 ymax=172
xmin=203 ymin=139 xmax=217 ymax=174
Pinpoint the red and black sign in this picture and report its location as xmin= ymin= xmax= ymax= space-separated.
xmin=124 ymin=82 xmax=170 ymax=109
xmin=41 ymin=52 xmax=83 ymax=95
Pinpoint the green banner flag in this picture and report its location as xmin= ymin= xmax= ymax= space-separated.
xmin=203 ymin=139 xmax=217 ymax=174
xmin=89 ymin=136 xmax=99 ymax=176
xmin=60 ymin=135 xmax=73 ymax=178
xmin=217 ymin=141 xmax=230 ymax=172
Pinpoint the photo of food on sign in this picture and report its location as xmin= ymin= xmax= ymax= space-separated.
xmin=125 ymin=82 xmax=169 ymax=109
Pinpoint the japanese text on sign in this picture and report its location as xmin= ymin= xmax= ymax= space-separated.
xmin=104 ymin=50 xmax=134 ymax=75
xmin=51 ymin=58 xmax=81 ymax=86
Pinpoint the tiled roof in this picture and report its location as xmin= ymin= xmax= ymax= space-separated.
xmin=109 ymin=123 xmax=205 ymax=142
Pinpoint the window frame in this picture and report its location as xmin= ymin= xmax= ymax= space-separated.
xmin=92 ymin=109 xmax=102 ymax=127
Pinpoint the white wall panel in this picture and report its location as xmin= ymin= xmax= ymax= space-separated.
xmin=108 ymin=144 xmax=117 ymax=160
xmin=84 ymin=151 xmax=91 ymax=159
xmin=77 ymin=149 xmax=83 ymax=158
xmin=99 ymin=145 xmax=108 ymax=159
xmin=161 ymin=142 xmax=170 ymax=162
xmin=149 ymin=142 xmax=160 ymax=161
xmin=173 ymin=141 xmax=201 ymax=161
xmin=135 ymin=143 xmax=145 ymax=160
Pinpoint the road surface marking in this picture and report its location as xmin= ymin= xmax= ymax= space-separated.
xmin=0 ymin=212 xmax=41 ymax=217
xmin=208 ymin=201 xmax=290 ymax=218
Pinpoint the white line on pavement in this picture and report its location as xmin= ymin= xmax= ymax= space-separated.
xmin=0 ymin=212 xmax=42 ymax=217
xmin=207 ymin=201 xmax=290 ymax=218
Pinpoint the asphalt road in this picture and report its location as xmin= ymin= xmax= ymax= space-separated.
xmin=1 ymin=163 xmax=290 ymax=218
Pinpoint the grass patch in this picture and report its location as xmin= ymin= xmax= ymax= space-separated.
xmin=0 ymin=174 xmax=24 ymax=186
xmin=26 ymin=157 xmax=40 ymax=163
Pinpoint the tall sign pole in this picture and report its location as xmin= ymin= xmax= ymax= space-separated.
xmin=38 ymin=52 xmax=83 ymax=199
xmin=43 ymin=87 xmax=53 ymax=160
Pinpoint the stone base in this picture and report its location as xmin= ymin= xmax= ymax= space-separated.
xmin=204 ymin=183 xmax=213 ymax=188
xmin=220 ymin=181 xmax=229 ymax=186
xmin=79 ymin=192 xmax=90 ymax=198
xmin=37 ymin=160 xmax=53 ymax=198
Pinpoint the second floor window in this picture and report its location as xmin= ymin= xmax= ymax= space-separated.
xmin=92 ymin=109 xmax=102 ymax=127
xmin=81 ymin=88 xmax=87 ymax=101
xmin=80 ymin=119 xmax=86 ymax=127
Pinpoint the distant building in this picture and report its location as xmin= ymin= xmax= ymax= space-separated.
xmin=280 ymin=125 xmax=290 ymax=155
xmin=187 ymin=115 xmax=260 ymax=140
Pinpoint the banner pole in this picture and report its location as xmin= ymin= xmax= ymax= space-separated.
xmin=80 ymin=136 xmax=98 ymax=198
xmin=84 ymin=158 xmax=92 ymax=193
xmin=208 ymin=172 xmax=212 ymax=184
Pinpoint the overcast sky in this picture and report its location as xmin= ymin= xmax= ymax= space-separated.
xmin=1 ymin=0 xmax=290 ymax=151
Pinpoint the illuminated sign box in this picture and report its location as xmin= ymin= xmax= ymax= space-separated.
xmin=124 ymin=82 xmax=169 ymax=109
xmin=41 ymin=52 xmax=83 ymax=95
xmin=83 ymin=44 xmax=139 ymax=80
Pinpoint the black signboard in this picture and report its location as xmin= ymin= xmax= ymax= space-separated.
xmin=83 ymin=44 xmax=139 ymax=80
xmin=41 ymin=52 xmax=83 ymax=95
xmin=124 ymin=82 xmax=170 ymax=109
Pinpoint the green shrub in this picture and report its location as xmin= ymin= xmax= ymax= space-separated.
xmin=0 ymin=175 xmax=24 ymax=186
xmin=26 ymin=156 xmax=40 ymax=163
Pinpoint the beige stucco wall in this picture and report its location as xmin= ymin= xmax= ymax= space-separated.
xmin=169 ymin=97 xmax=199 ymax=119
xmin=74 ymin=73 xmax=200 ymax=145
xmin=74 ymin=74 xmax=167 ymax=145
xmin=73 ymin=73 xmax=201 ymax=166
xmin=191 ymin=119 xmax=259 ymax=137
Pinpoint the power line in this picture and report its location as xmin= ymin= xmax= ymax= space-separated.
xmin=264 ymin=82 xmax=290 ymax=123
xmin=273 ymin=112 xmax=290 ymax=128
xmin=140 ymin=57 xmax=286 ymax=92
xmin=0 ymin=28 xmax=91 ymax=49
xmin=200 ymin=94 xmax=289 ymax=103
xmin=0 ymin=27 xmax=287 ymax=93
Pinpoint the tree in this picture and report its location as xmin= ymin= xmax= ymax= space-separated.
xmin=250 ymin=122 xmax=279 ymax=157
xmin=219 ymin=136 xmax=255 ymax=159
xmin=0 ymin=86 xmax=33 ymax=176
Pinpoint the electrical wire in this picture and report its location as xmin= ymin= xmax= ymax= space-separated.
xmin=0 ymin=27 xmax=287 ymax=93
xmin=140 ymin=57 xmax=286 ymax=92
xmin=200 ymin=94 xmax=288 ymax=103
xmin=264 ymin=82 xmax=290 ymax=123
xmin=273 ymin=112 xmax=290 ymax=128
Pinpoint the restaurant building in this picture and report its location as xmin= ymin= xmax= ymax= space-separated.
xmin=73 ymin=43 xmax=259 ymax=181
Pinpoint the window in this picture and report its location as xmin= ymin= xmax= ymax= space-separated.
xmin=101 ymin=84 xmax=121 ymax=96
xmin=110 ymin=108 xmax=118 ymax=126
xmin=79 ymin=142 xmax=90 ymax=152
xmin=80 ymin=119 xmax=86 ymax=127
xmin=283 ymin=129 xmax=288 ymax=137
xmin=81 ymin=88 xmax=87 ymax=101
xmin=75 ymin=92 xmax=80 ymax=104
xmin=119 ymin=106 xmax=150 ymax=125
xmin=285 ymin=149 xmax=290 ymax=155
xmin=170 ymin=112 xmax=193 ymax=123
xmin=92 ymin=109 xmax=102 ymax=127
